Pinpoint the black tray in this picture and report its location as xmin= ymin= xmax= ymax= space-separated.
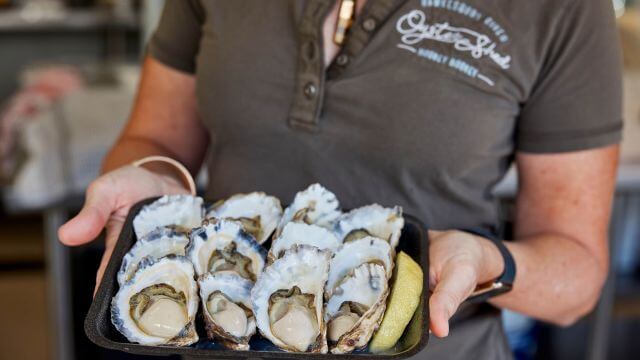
xmin=85 ymin=198 xmax=430 ymax=359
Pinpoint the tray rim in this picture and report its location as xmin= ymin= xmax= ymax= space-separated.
xmin=84 ymin=197 xmax=430 ymax=359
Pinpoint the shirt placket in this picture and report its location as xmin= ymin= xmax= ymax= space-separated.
xmin=327 ymin=0 xmax=405 ymax=79
xmin=287 ymin=0 xmax=334 ymax=132
xmin=287 ymin=0 xmax=406 ymax=132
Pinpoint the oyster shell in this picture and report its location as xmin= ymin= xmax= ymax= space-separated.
xmin=133 ymin=195 xmax=204 ymax=239
xmin=325 ymin=236 xmax=393 ymax=298
xmin=199 ymin=272 xmax=256 ymax=350
xmin=117 ymin=226 xmax=189 ymax=286
xmin=111 ymin=256 xmax=199 ymax=346
xmin=252 ymin=245 xmax=330 ymax=353
xmin=325 ymin=263 xmax=389 ymax=353
xmin=274 ymin=184 xmax=341 ymax=238
xmin=334 ymin=204 xmax=404 ymax=248
xmin=187 ymin=219 xmax=266 ymax=281
xmin=206 ymin=192 xmax=283 ymax=244
xmin=268 ymin=222 xmax=341 ymax=263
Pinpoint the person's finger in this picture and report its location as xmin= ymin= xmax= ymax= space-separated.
xmin=429 ymin=262 xmax=477 ymax=337
xmin=94 ymin=217 xmax=124 ymax=297
xmin=59 ymin=180 xmax=116 ymax=246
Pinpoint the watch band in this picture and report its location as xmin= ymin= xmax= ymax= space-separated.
xmin=463 ymin=228 xmax=516 ymax=303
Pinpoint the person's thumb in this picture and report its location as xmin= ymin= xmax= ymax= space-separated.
xmin=58 ymin=180 xmax=115 ymax=246
xmin=428 ymin=262 xmax=477 ymax=338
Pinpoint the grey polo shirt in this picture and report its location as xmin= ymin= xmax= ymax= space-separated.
xmin=148 ymin=0 xmax=622 ymax=358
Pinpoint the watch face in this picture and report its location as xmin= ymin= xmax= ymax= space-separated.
xmin=467 ymin=282 xmax=512 ymax=303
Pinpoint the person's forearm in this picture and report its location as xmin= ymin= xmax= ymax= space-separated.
xmin=101 ymin=56 xmax=209 ymax=177
xmin=102 ymin=136 xmax=191 ymax=174
xmin=101 ymin=136 xmax=197 ymax=192
xmin=103 ymin=137 xmax=173 ymax=172
xmin=489 ymin=233 xmax=607 ymax=326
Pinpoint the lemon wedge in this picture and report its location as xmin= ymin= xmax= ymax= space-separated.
xmin=369 ymin=251 xmax=424 ymax=353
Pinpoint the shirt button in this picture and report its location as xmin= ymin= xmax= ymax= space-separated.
xmin=362 ymin=18 xmax=376 ymax=31
xmin=303 ymin=82 xmax=317 ymax=99
xmin=336 ymin=54 xmax=349 ymax=66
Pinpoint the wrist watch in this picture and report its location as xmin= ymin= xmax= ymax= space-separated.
xmin=463 ymin=228 xmax=516 ymax=303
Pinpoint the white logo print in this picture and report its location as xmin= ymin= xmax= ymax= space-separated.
xmin=396 ymin=9 xmax=511 ymax=71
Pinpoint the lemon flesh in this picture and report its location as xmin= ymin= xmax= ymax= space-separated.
xmin=369 ymin=251 xmax=424 ymax=353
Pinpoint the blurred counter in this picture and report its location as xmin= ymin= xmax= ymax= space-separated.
xmin=0 ymin=7 xmax=137 ymax=32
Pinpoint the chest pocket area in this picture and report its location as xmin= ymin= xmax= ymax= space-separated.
xmin=390 ymin=2 xmax=513 ymax=92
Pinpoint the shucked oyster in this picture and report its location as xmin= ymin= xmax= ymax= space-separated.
xmin=133 ymin=195 xmax=204 ymax=239
xmin=187 ymin=219 xmax=266 ymax=281
xmin=274 ymin=184 xmax=341 ymax=238
xmin=268 ymin=222 xmax=341 ymax=264
xmin=325 ymin=263 xmax=390 ymax=353
xmin=117 ymin=226 xmax=189 ymax=286
xmin=334 ymin=204 xmax=404 ymax=248
xmin=111 ymin=256 xmax=199 ymax=346
xmin=199 ymin=272 xmax=256 ymax=350
xmin=252 ymin=245 xmax=330 ymax=353
xmin=322 ymin=237 xmax=394 ymax=353
xmin=206 ymin=192 xmax=282 ymax=244
xmin=325 ymin=236 xmax=393 ymax=298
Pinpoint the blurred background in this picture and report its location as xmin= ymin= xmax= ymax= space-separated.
xmin=0 ymin=0 xmax=639 ymax=359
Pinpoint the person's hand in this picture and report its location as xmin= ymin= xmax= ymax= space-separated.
xmin=58 ymin=165 xmax=190 ymax=295
xmin=428 ymin=230 xmax=504 ymax=337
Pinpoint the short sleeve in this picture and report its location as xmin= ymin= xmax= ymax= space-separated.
xmin=147 ymin=0 xmax=204 ymax=74
xmin=516 ymin=0 xmax=623 ymax=153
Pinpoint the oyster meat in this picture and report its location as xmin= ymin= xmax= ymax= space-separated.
xmin=111 ymin=256 xmax=199 ymax=346
xmin=268 ymin=222 xmax=341 ymax=263
xmin=325 ymin=262 xmax=390 ymax=353
xmin=251 ymin=245 xmax=330 ymax=353
xmin=334 ymin=204 xmax=404 ymax=248
xmin=133 ymin=195 xmax=204 ymax=239
xmin=206 ymin=192 xmax=282 ymax=244
xmin=325 ymin=236 xmax=393 ymax=297
xmin=199 ymin=272 xmax=256 ymax=350
xmin=187 ymin=219 xmax=266 ymax=281
xmin=117 ymin=226 xmax=190 ymax=286
xmin=274 ymin=184 xmax=341 ymax=238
